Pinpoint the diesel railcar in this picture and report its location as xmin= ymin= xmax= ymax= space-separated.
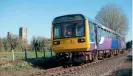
xmin=51 ymin=14 xmax=125 ymax=65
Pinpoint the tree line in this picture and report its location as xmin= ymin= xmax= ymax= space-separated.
xmin=0 ymin=35 xmax=51 ymax=52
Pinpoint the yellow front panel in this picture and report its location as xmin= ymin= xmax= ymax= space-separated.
xmin=52 ymin=20 xmax=90 ymax=53
xmin=52 ymin=37 xmax=87 ymax=53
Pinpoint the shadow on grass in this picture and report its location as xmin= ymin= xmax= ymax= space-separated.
xmin=24 ymin=56 xmax=60 ymax=69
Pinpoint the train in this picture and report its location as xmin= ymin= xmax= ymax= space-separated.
xmin=51 ymin=14 xmax=126 ymax=67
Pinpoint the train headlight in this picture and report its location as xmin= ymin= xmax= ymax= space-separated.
xmin=53 ymin=41 xmax=60 ymax=45
xmin=78 ymin=38 xmax=85 ymax=43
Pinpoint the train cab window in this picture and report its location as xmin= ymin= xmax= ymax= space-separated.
xmin=54 ymin=25 xmax=61 ymax=39
xmin=76 ymin=23 xmax=84 ymax=36
xmin=64 ymin=24 xmax=73 ymax=37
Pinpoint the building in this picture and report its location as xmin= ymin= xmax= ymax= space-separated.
xmin=19 ymin=27 xmax=27 ymax=41
xmin=7 ymin=32 xmax=12 ymax=39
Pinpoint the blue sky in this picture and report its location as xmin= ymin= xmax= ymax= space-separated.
xmin=0 ymin=0 xmax=132 ymax=43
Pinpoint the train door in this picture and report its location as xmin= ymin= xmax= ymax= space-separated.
xmin=89 ymin=22 xmax=98 ymax=50
xmin=116 ymin=35 xmax=119 ymax=49
xmin=94 ymin=24 xmax=98 ymax=49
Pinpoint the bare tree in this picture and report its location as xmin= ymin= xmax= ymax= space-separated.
xmin=0 ymin=37 xmax=3 ymax=52
xmin=95 ymin=3 xmax=128 ymax=37
xmin=18 ymin=39 xmax=27 ymax=52
xmin=8 ymin=35 xmax=19 ymax=61
xmin=31 ymin=37 xmax=40 ymax=58
xmin=31 ymin=36 xmax=50 ymax=58
xmin=40 ymin=37 xmax=49 ymax=58
xmin=2 ymin=38 xmax=9 ymax=52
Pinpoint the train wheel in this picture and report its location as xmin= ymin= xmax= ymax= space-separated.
xmin=103 ymin=53 xmax=107 ymax=58
xmin=114 ymin=50 xmax=118 ymax=56
xmin=98 ymin=51 xmax=104 ymax=60
xmin=107 ymin=51 xmax=112 ymax=58
xmin=98 ymin=55 xmax=103 ymax=60
xmin=122 ymin=49 xmax=124 ymax=54
xmin=88 ymin=54 xmax=94 ymax=63
xmin=89 ymin=59 xmax=94 ymax=63
xmin=121 ymin=50 xmax=124 ymax=54
xmin=63 ymin=65 xmax=67 ymax=68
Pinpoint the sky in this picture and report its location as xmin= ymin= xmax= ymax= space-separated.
xmin=0 ymin=0 xmax=132 ymax=43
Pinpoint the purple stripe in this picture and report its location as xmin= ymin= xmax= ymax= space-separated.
xmin=89 ymin=38 xmax=112 ymax=51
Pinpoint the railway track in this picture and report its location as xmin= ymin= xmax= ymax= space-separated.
xmin=24 ymin=51 xmax=129 ymax=76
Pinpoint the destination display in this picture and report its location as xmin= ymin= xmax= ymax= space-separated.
xmin=53 ymin=14 xmax=85 ymax=23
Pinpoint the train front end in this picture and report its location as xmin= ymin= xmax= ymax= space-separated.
xmin=51 ymin=14 xmax=90 ymax=54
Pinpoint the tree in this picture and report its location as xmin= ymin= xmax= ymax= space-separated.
xmin=0 ymin=37 xmax=3 ymax=52
xmin=126 ymin=40 xmax=132 ymax=49
xmin=31 ymin=36 xmax=50 ymax=58
xmin=31 ymin=37 xmax=40 ymax=58
xmin=40 ymin=37 xmax=49 ymax=58
xmin=18 ymin=39 xmax=27 ymax=52
xmin=2 ymin=38 xmax=9 ymax=52
xmin=8 ymin=35 xmax=19 ymax=61
xmin=95 ymin=3 xmax=128 ymax=37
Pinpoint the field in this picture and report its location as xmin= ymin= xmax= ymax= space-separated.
xmin=0 ymin=51 xmax=132 ymax=76
xmin=0 ymin=51 xmax=55 ymax=59
xmin=0 ymin=51 xmax=56 ymax=76
xmin=0 ymin=51 xmax=56 ymax=66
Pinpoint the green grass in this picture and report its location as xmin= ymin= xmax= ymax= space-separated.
xmin=0 ymin=51 xmax=55 ymax=60
xmin=4 ymin=62 xmax=32 ymax=70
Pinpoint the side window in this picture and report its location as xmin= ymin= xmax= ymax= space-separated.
xmin=89 ymin=22 xmax=94 ymax=34
xmin=97 ymin=27 xmax=102 ymax=37
xmin=114 ymin=34 xmax=116 ymax=39
xmin=97 ymin=27 xmax=102 ymax=42
xmin=89 ymin=22 xmax=95 ymax=42
xmin=108 ymin=32 xmax=110 ymax=38
xmin=113 ymin=33 xmax=114 ymax=39
xmin=101 ymin=29 xmax=103 ymax=37
xmin=106 ymin=31 xmax=108 ymax=38
xmin=104 ymin=30 xmax=107 ymax=38
xmin=54 ymin=25 xmax=61 ymax=38
xmin=102 ymin=29 xmax=105 ymax=37
xmin=107 ymin=31 xmax=109 ymax=38
xmin=111 ymin=33 xmax=113 ymax=39
xmin=108 ymin=32 xmax=109 ymax=38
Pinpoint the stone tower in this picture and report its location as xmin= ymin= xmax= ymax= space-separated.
xmin=19 ymin=27 xmax=27 ymax=41
xmin=7 ymin=32 xmax=12 ymax=39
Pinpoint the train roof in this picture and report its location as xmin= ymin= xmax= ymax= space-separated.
xmin=87 ymin=17 xmax=123 ymax=38
xmin=52 ymin=14 xmax=86 ymax=23
xmin=52 ymin=14 xmax=123 ymax=38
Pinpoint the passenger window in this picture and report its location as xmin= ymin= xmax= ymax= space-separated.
xmin=97 ymin=27 xmax=102 ymax=42
xmin=97 ymin=27 xmax=102 ymax=37
xmin=89 ymin=22 xmax=95 ymax=42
